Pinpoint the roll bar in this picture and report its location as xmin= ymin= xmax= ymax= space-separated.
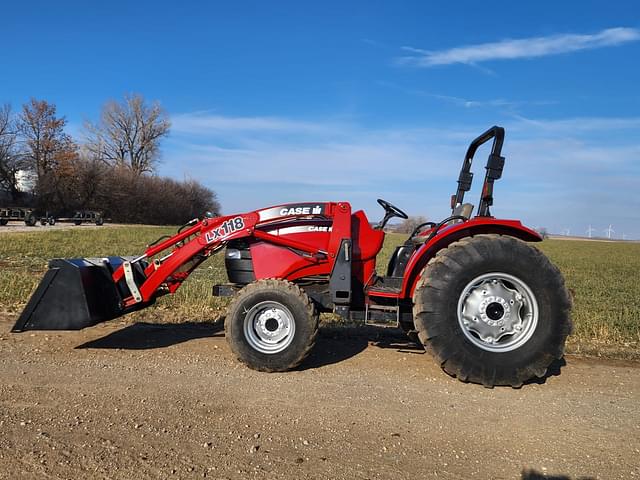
xmin=452 ymin=125 xmax=505 ymax=217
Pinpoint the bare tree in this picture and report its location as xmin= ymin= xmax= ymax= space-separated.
xmin=0 ymin=104 xmax=26 ymax=201
xmin=394 ymin=215 xmax=429 ymax=234
xmin=536 ymin=227 xmax=549 ymax=240
xmin=16 ymin=99 xmax=78 ymax=207
xmin=17 ymin=99 xmax=72 ymax=178
xmin=39 ymin=140 xmax=85 ymax=212
xmin=85 ymin=94 xmax=170 ymax=175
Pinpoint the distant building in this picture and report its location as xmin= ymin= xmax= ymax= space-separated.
xmin=15 ymin=170 xmax=36 ymax=192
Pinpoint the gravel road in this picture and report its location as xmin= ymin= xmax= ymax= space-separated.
xmin=0 ymin=223 xmax=127 ymax=234
xmin=0 ymin=314 xmax=638 ymax=480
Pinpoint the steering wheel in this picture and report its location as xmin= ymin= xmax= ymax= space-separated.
xmin=376 ymin=198 xmax=408 ymax=229
xmin=377 ymin=199 xmax=408 ymax=220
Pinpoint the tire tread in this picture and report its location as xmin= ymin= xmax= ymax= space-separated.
xmin=413 ymin=234 xmax=572 ymax=387
xmin=225 ymin=279 xmax=318 ymax=372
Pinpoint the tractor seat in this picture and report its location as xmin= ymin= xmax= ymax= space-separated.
xmin=452 ymin=203 xmax=474 ymax=220
xmin=410 ymin=203 xmax=474 ymax=245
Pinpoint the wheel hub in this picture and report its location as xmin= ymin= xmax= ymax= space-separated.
xmin=485 ymin=301 xmax=505 ymax=322
xmin=256 ymin=308 xmax=289 ymax=339
xmin=458 ymin=273 xmax=538 ymax=352
xmin=243 ymin=302 xmax=296 ymax=354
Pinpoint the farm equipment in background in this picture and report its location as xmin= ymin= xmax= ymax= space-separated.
xmin=12 ymin=126 xmax=572 ymax=387
xmin=0 ymin=207 xmax=104 ymax=227
xmin=53 ymin=210 xmax=105 ymax=226
xmin=0 ymin=206 xmax=55 ymax=226
xmin=70 ymin=210 xmax=104 ymax=226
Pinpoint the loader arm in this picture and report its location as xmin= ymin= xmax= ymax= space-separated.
xmin=13 ymin=201 xmax=352 ymax=332
xmin=113 ymin=202 xmax=351 ymax=308
xmin=112 ymin=212 xmax=259 ymax=307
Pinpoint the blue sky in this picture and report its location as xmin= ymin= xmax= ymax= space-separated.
xmin=2 ymin=1 xmax=639 ymax=238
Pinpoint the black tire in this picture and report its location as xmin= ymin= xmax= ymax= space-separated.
xmin=95 ymin=217 xmax=104 ymax=226
xmin=40 ymin=218 xmax=47 ymax=226
xmin=0 ymin=219 xmax=8 ymax=226
xmin=74 ymin=219 xmax=82 ymax=226
xmin=48 ymin=217 xmax=56 ymax=226
xmin=25 ymin=215 xmax=37 ymax=227
xmin=413 ymin=234 xmax=572 ymax=387
xmin=225 ymin=279 xmax=318 ymax=372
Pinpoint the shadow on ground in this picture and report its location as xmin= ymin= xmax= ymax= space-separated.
xmin=523 ymin=357 xmax=567 ymax=385
xmin=73 ymin=321 xmax=565 ymax=385
xmin=298 ymin=325 xmax=423 ymax=370
xmin=522 ymin=468 xmax=595 ymax=480
xmin=75 ymin=321 xmax=224 ymax=350
xmin=75 ymin=320 xmax=420 ymax=370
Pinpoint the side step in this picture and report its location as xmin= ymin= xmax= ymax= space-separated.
xmin=364 ymin=304 xmax=399 ymax=327
xmin=366 ymin=276 xmax=402 ymax=299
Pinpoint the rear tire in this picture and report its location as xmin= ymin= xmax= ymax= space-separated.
xmin=0 ymin=219 xmax=8 ymax=226
xmin=413 ymin=234 xmax=572 ymax=387
xmin=25 ymin=214 xmax=37 ymax=226
xmin=225 ymin=279 xmax=318 ymax=372
xmin=48 ymin=217 xmax=56 ymax=226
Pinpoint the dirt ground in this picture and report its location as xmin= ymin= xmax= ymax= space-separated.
xmin=1 ymin=314 xmax=638 ymax=480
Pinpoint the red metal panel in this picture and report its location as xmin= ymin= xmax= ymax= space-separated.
xmin=351 ymin=210 xmax=384 ymax=287
xmin=400 ymin=218 xmax=542 ymax=299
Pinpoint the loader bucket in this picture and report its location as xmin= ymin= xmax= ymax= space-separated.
xmin=12 ymin=258 xmax=126 ymax=332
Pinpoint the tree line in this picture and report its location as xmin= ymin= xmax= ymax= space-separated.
xmin=0 ymin=95 xmax=220 ymax=224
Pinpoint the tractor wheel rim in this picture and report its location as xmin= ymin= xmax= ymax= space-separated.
xmin=243 ymin=301 xmax=296 ymax=354
xmin=457 ymin=272 xmax=538 ymax=352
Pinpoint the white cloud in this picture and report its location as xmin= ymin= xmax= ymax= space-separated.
xmin=172 ymin=111 xmax=331 ymax=134
xmin=509 ymin=115 xmax=640 ymax=133
xmin=399 ymin=27 xmax=640 ymax=66
xmin=377 ymin=81 xmax=556 ymax=109
xmin=160 ymin=112 xmax=640 ymax=237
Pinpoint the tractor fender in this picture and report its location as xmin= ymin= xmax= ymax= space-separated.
xmin=400 ymin=219 xmax=542 ymax=299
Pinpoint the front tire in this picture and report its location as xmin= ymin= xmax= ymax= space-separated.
xmin=413 ymin=234 xmax=572 ymax=387
xmin=225 ymin=279 xmax=318 ymax=372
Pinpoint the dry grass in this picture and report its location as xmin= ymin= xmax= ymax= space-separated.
xmin=1 ymin=227 xmax=638 ymax=358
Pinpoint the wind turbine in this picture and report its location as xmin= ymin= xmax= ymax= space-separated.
xmin=604 ymin=225 xmax=614 ymax=239
xmin=586 ymin=225 xmax=596 ymax=238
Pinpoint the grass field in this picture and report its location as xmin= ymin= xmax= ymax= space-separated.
xmin=1 ymin=227 xmax=638 ymax=359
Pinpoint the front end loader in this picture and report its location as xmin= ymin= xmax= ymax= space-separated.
xmin=13 ymin=126 xmax=572 ymax=387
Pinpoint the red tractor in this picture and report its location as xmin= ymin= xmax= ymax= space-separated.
xmin=13 ymin=126 xmax=572 ymax=387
